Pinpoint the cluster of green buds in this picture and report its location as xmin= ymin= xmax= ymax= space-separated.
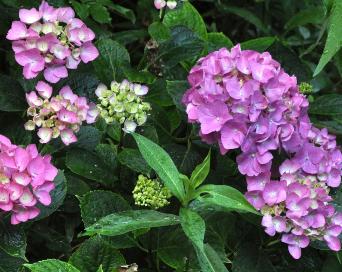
xmin=133 ymin=175 xmax=171 ymax=209
xmin=95 ymin=80 xmax=151 ymax=132
xmin=299 ymin=82 xmax=313 ymax=94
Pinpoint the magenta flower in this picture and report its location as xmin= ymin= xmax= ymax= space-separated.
xmin=281 ymin=234 xmax=310 ymax=259
xmin=0 ymin=135 xmax=58 ymax=224
xmin=6 ymin=1 xmax=99 ymax=82
xmin=24 ymin=81 xmax=99 ymax=145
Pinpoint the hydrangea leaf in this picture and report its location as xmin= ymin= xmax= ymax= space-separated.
xmin=190 ymin=150 xmax=211 ymax=189
xmin=0 ymin=224 xmax=26 ymax=260
xmin=132 ymin=133 xmax=186 ymax=201
xmin=0 ymin=74 xmax=26 ymax=112
xmin=117 ymin=148 xmax=151 ymax=175
xmin=24 ymin=259 xmax=80 ymax=272
xmin=69 ymin=236 xmax=125 ymax=272
xmin=0 ymin=248 xmax=26 ymax=272
xmin=83 ymin=210 xmax=179 ymax=236
xmin=207 ymin=32 xmax=233 ymax=52
xmin=309 ymin=94 xmax=342 ymax=115
xmin=241 ymin=37 xmax=276 ymax=52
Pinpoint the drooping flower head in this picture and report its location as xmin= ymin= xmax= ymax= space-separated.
xmin=6 ymin=1 xmax=99 ymax=83
xmin=95 ymin=80 xmax=151 ymax=132
xmin=183 ymin=44 xmax=342 ymax=259
xmin=25 ymin=81 xmax=99 ymax=145
xmin=0 ymin=134 xmax=58 ymax=224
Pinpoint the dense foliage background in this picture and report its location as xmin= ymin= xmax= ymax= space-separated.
xmin=0 ymin=0 xmax=342 ymax=271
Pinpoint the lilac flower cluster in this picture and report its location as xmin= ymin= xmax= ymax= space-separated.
xmin=182 ymin=44 xmax=342 ymax=259
xmin=6 ymin=1 xmax=99 ymax=83
xmin=0 ymin=134 xmax=58 ymax=224
xmin=25 ymin=81 xmax=99 ymax=145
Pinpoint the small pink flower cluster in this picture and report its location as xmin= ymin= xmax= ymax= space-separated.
xmin=0 ymin=134 xmax=58 ymax=224
xmin=182 ymin=45 xmax=342 ymax=259
xmin=6 ymin=1 xmax=99 ymax=83
xmin=25 ymin=81 xmax=99 ymax=145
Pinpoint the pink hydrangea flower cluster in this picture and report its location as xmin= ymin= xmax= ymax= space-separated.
xmin=182 ymin=44 xmax=342 ymax=259
xmin=0 ymin=134 xmax=58 ymax=224
xmin=154 ymin=0 xmax=177 ymax=10
xmin=6 ymin=1 xmax=99 ymax=83
xmin=25 ymin=81 xmax=99 ymax=145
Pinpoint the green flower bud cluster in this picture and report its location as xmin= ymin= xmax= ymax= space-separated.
xmin=95 ymin=80 xmax=151 ymax=132
xmin=133 ymin=175 xmax=172 ymax=209
xmin=299 ymin=82 xmax=313 ymax=94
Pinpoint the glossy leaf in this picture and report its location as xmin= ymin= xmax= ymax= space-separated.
xmin=25 ymin=259 xmax=80 ymax=272
xmin=190 ymin=150 xmax=211 ymax=188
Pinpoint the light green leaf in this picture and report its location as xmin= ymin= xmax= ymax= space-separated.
xmin=117 ymin=148 xmax=151 ymax=175
xmin=90 ymin=4 xmax=111 ymax=24
xmin=190 ymin=150 xmax=211 ymax=188
xmin=196 ymin=244 xmax=229 ymax=272
xmin=309 ymin=94 xmax=342 ymax=115
xmin=93 ymin=39 xmax=130 ymax=83
xmin=285 ymin=7 xmax=325 ymax=30
xmin=241 ymin=37 xmax=276 ymax=52
xmin=132 ymin=133 xmax=185 ymax=201
xmin=25 ymin=259 xmax=80 ymax=272
xmin=83 ymin=210 xmax=179 ymax=236
xmin=80 ymin=190 xmax=131 ymax=227
xmin=193 ymin=185 xmax=258 ymax=214
xmin=70 ymin=0 xmax=89 ymax=19
xmin=69 ymin=236 xmax=125 ymax=272
xmin=163 ymin=1 xmax=207 ymax=40
xmin=179 ymin=208 xmax=205 ymax=249
xmin=0 ymin=75 xmax=26 ymax=112
xmin=207 ymin=32 xmax=233 ymax=52
xmin=148 ymin=22 xmax=171 ymax=42
xmin=314 ymin=0 xmax=342 ymax=76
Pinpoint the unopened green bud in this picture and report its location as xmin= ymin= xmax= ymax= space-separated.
xmin=299 ymin=82 xmax=313 ymax=94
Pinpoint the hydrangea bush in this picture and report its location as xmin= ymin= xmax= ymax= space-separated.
xmin=0 ymin=0 xmax=342 ymax=271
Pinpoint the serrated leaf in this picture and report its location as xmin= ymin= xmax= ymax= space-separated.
xmin=166 ymin=80 xmax=189 ymax=111
xmin=0 ymin=248 xmax=26 ymax=272
xmin=74 ymin=126 xmax=101 ymax=151
xmin=66 ymin=148 xmax=117 ymax=186
xmin=117 ymin=148 xmax=151 ymax=175
xmin=34 ymin=170 xmax=67 ymax=220
xmin=193 ymin=185 xmax=258 ymax=214
xmin=25 ymin=259 xmax=79 ymax=272
xmin=132 ymin=133 xmax=185 ymax=201
xmin=241 ymin=37 xmax=276 ymax=52
xmin=0 ymin=74 xmax=26 ymax=112
xmin=159 ymin=26 xmax=205 ymax=68
xmin=90 ymin=4 xmax=111 ymax=24
xmin=70 ymin=0 xmax=89 ymax=19
xmin=93 ymin=39 xmax=130 ymax=83
xmin=314 ymin=0 xmax=342 ymax=76
xmin=83 ymin=210 xmax=180 ymax=236
xmin=69 ymin=236 xmax=125 ymax=272
xmin=0 ymin=224 xmax=26 ymax=260
xmin=190 ymin=150 xmax=211 ymax=188
xmin=163 ymin=1 xmax=207 ymax=40
xmin=309 ymin=94 xmax=342 ymax=115
xmin=80 ymin=190 xmax=131 ymax=227
xmin=207 ymin=32 xmax=233 ymax=52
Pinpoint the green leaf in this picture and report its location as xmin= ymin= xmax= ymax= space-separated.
xmin=70 ymin=0 xmax=89 ymax=19
xmin=163 ymin=1 xmax=207 ymax=40
xmin=117 ymin=148 xmax=151 ymax=175
xmin=166 ymin=80 xmax=189 ymax=111
xmin=241 ymin=37 xmax=276 ymax=52
xmin=148 ymin=22 xmax=171 ymax=42
xmin=66 ymin=173 xmax=91 ymax=196
xmin=179 ymin=208 xmax=228 ymax=272
xmin=190 ymin=150 xmax=211 ymax=188
xmin=93 ymin=39 xmax=130 ymax=83
xmin=106 ymin=122 xmax=121 ymax=142
xmin=113 ymin=29 xmax=148 ymax=46
xmin=193 ymin=185 xmax=258 ymax=214
xmin=25 ymin=259 xmax=80 ymax=272
xmin=314 ymin=0 xmax=342 ymax=76
xmin=159 ymin=26 xmax=205 ymax=68
xmin=179 ymin=208 xmax=205 ymax=249
xmin=0 ymin=248 xmax=26 ymax=272
xmin=309 ymin=94 xmax=342 ymax=115
xmin=123 ymin=67 xmax=156 ymax=84
xmin=83 ymin=210 xmax=180 ymax=236
xmin=285 ymin=7 xmax=325 ymax=30
xmin=132 ymin=133 xmax=185 ymax=201
xmin=321 ymin=255 xmax=342 ymax=272
xmin=207 ymin=32 xmax=233 ymax=52
xmin=80 ymin=190 xmax=131 ymax=227
xmin=90 ymin=4 xmax=111 ymax=24
xmin=220 ymin=5 xmax=267 ymax=33
xmin=0 ymin=75 xmax=26 ymax=112
xmin=69 ymin=236 xmax=125 ymax=272
xmin=34 ymin=170 xmax=67 ymax=220
xmin=66 ymin=148 xmax=117 ymax=186
xmin=108 ymin=3 xmax=136 ymax=24
xmin=95 ymin=144 xmax=118 ymax=170
xmin=74 ymin=126 xmax=101 ymax=151
xmin=0 ymin=224 xmax=26 ymax=260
